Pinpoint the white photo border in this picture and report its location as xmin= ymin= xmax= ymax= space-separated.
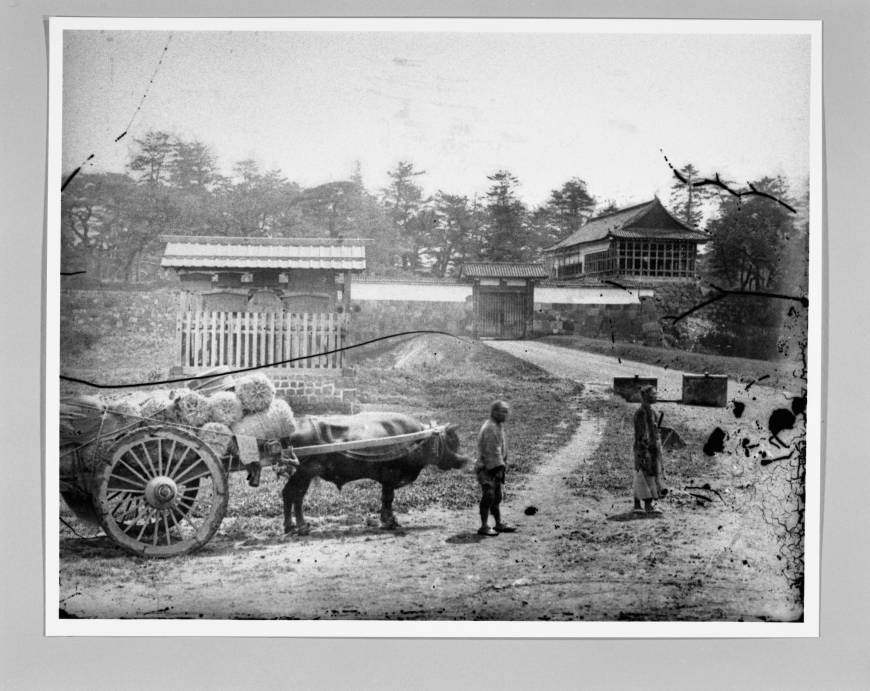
xmin=45 ymin=15 xmax=823 ymax=638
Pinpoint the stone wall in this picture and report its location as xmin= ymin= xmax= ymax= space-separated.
xmin=61 ymin=288 xmax=178 ymax=343
xmin=649 ymin=281 xmax=709 ymax=348
xmin=60 ymin=288 xmax=180 ymax=378
xmin=60 ymin=287 xmax=468 ymax=405
xmin=60 ymin=287 xmax=357 ymax=404
xmin=533 ymin=300 xmax=662 ymax=344
xmin=533 ymin=281 xmax=708 ymax=348
xmin=268 ymin=369 xmax=358 ymax=407
xmin=349 ymin=299 xmax=474 ymax=343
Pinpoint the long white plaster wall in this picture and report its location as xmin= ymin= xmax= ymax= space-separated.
xmin=352 ymin=281 xmax=654 ymax=305
xmin=353 ymin=281 xmax=471 ymax=302
xmin=535 ymin=286 xmax=652 ymax=305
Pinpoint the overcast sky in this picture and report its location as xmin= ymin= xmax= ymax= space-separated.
xmin=62 ymin=25 xmax=812 ymax=208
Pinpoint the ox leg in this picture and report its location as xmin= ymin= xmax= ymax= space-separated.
xmin=283 ymin=474 xmax=312 ymax=535
xmin=281 ymin=478 xmax=295 ymax=534
xmin=293 ymin=475 xmax=313 ymax=535
xmin=380 ymin=484 xmax=399 ymax=530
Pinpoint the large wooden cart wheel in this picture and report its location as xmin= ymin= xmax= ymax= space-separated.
xmin=93 ymin=426 xmax=228 ymax=557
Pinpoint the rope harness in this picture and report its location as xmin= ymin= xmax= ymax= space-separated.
xmin=300 ymin=416 xmax=445 ymax=464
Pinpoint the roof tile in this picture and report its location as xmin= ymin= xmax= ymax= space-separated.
xmin=460 ymin=263 xmax=549 ymax=279
xmin=160 ymin=235 xmax=367 ymax=271
xmin=545 ymin=198 xmax=707 ymax=251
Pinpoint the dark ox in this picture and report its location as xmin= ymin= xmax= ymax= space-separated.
xmin=283 ymin=412 xmax=470 ymax=534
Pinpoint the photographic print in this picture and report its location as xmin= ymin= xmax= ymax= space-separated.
xmin=47 ymin=18 xmax=821 ymax=636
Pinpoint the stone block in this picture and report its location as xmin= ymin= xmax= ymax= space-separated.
xmin=613 ymin=376 xmax=658 ymax=402
xmin=682 ymin=374 xmax=728 ymax=407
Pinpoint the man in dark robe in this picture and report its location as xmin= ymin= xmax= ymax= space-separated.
xmin=633 ymin=385 xmax=665 ymax=514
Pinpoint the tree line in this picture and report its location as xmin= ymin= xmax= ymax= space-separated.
xmin=62 ymin=129 xmax=806 ymax=304
xmin=61 ymin=130 xmax=603 ymax=281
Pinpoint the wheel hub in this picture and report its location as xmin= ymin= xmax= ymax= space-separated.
xmin=144 ymin=476 xmax=178 ymax=509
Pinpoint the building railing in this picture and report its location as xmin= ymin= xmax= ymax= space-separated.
xmin=176 ymin=311 xmax=346 ymax=371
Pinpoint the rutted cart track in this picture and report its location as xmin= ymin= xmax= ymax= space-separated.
xmin=59 ymin=341 xmax=798 ymax=621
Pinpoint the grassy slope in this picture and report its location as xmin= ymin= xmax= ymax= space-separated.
xmin=538 ymin=335 xmax=798 ymax=390
xmin=230 ymin=339 xmax=584 ymax=522
xmin=60 ymin=326 xmax=583 ymax=531
xmin=567 ymin=395 xmax=719 ymax=499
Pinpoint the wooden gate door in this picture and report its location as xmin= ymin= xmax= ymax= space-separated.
xmin=476 ymin=289 xmax=527 ymax=339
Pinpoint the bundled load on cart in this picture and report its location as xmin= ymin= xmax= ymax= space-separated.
xmin=59 ymin=370 xmax=458 ymax=557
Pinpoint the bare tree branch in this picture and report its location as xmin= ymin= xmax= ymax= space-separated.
xmin=664 ymin=151 xmax=797 ymax=214
xmin=664 ymin=284 xmax=808 ymax=323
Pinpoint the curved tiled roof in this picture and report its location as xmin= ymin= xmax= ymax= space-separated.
xmin=545 ymin=198 xmax=708 ymax=251
xmin=160 ymin=235 xmax=367 ymax=271
xmin=459 ymin=262 xmax=549 ymax=279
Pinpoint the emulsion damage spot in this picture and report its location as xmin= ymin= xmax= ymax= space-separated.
xmin=703 ymin=427 xmax=726 ymax=456
xmin=768 ymin=409 xmax=796 ymax=437
xmin=790 ymin=396 xmax=807 ymax=417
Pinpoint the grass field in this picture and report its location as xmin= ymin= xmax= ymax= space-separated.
xmin=227 ymin=336 xmax=584 ymax=522
xmin=61 ymin=335 xmax=585 ymax=531
xmin=538 ymin=334 xmax=799 ymax=390
xmin=567 ymin=394 xmax=725 ymax=499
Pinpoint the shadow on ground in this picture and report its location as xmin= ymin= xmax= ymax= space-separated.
xmin=606 ymin=510 xmax=664 ymax=522
xmin=444 ymin=531 xmax=488 ymax=544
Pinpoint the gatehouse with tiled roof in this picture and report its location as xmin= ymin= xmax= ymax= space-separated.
xmin=160 ymin=235 xmax=367 ymax=372
xmin=544 ymin=197 xmax=708 ymax=281
xmin=459 ymin=262 xmax=548 ymax=339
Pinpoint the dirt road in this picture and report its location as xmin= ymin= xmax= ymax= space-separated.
xmin=60 ymin=341 xmax=800 ymax=621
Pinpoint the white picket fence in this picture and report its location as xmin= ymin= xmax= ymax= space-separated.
xmin=176 ymin=311 xmax=346 ymax=371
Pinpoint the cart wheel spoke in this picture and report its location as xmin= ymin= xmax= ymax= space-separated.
xmin=134 ymin=505 xmax=156 ymax=541
xmin=139 ymin=442 xmax=160 ymax=478
xmin=163 ymin=438 xmax=177 ymax=477
xmin=125 ymin=446 xmax=153 ymax=480
xmin=164 ymin=443 xmax=190 ymax=481
xmin=173 ymin=469 xmax=214 ymax=487
xmin=109 ymin=493 xmax=136 ymax=520
xmin=172 ymin=505 xmax=201 ymax=533
xmin=166 ymin=509 xmax=183 ymax=533
xmin=113 ymin=457 xmax=151 ymax=487
xmin=95 ymin=427 xmax=227 ymax=558
xmin=172 ymin=461 xmax=209 ymax=485
xmin=163 ymin=514 xmax=173 ymax=546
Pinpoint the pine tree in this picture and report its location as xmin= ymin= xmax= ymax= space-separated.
xmin=481 ymin=170 xmax=529 ymax=261
xmin=667 ymin=163 xmax=713 ymax=229
xmin=381 ymin=161 xmax=427 ymax=270
xmin=545 ymin=178 xmax=595 ymax=235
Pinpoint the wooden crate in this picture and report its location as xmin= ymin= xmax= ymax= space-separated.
xmin=682 ymin=374 xmax=728 ymax=407
xmin=613 ymin=376 xmax=658 ymax=402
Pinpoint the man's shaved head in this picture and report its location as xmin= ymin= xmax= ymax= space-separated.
xmin=491 ymin=400 xmax=509 ymax=422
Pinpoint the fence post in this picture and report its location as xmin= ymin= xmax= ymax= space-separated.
xmin=285 ymin=313 xmax=292 ymax=368
xmin=185 ymin=311 xmax=192 ymax=367
xmin=175 ymin=311 xmax=183 ymax=369
xmin=192 ymin=311 xmax=201 ymax=368
xmin=217 ymin=311 xmax=224 ymax=367
xmin=267 ymin=311 xmax=275 ymax=367
xmin=327 ymin=312 xmax=334 ymax=368
xmin=292 ymin=313 xmax=300 ymax=368
xmin=210 ymin=311 xmax=217 ymax=367
xmin=242 ymin=312 xmax=249 ymax=368
xmin=301 ymin=313 xmax=309 ymax=368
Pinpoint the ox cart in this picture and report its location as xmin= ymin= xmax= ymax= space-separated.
xmin=59 ymin=395 xmax=447 ymax=558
